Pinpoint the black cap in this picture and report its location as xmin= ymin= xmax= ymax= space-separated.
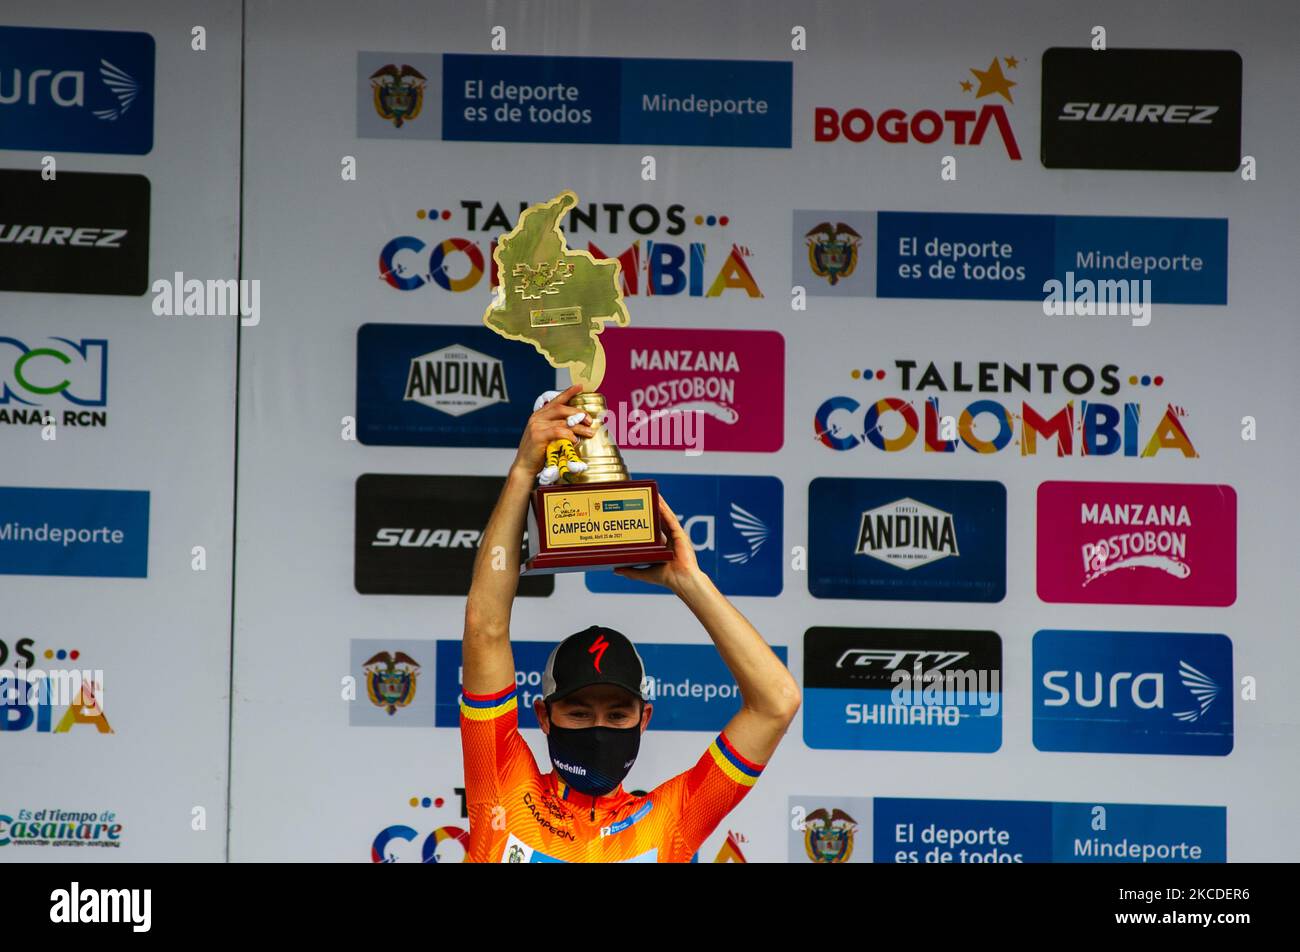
xmin=542 ymin=625 xmax=647 ymax=703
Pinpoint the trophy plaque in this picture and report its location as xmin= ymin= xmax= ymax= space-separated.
xmin=483 ymin=190 xmax=673 ymax=575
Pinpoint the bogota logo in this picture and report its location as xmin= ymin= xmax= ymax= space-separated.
xmin=805 ymin=221 xmax=862 ymax=286
xmin=814 ymin=360 xmax=1197 ymax=459
xmin=362 ymin=651 xmax=420 ymax=716
xmin=814 ymin=55 xmax=1023 ymax=159
xmin=369 ymin=64 xmax=427 ymax=127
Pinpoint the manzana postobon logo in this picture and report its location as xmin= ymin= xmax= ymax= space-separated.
xmin=0 ymin=26 xmax=154 ymax=154
xmin=1036 ymin=482 xmax=1236 ymax=606
xmin=814 ymin=359 xmax=1196 ymax=459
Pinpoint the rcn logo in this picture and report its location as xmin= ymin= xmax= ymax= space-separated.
xmin=0 ymin=338 xmax=108 ymax=428
xmin=1032 ymin=630 xmax=1232 ymax=756
xmin=0 ymin=27 xmax=155 ymax=154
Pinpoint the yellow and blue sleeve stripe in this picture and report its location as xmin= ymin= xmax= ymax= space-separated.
xmin=459 ymin=685 xmax=518 ymax=721
xmin=708 ymin=732 xmax=764 ymax=787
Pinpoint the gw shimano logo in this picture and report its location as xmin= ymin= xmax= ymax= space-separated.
xmin=49 ymin=882 xmax=150 ymax=932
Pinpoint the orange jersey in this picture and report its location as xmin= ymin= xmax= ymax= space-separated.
xmin=459 ymin=684 xmax=764 ymax=863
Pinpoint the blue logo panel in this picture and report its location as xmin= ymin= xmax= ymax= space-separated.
xmin=872 ymin=210 xmax=1227 ymax=304
xmin=356 ymin=323 xmax=556 ymax=447
xmin=1052 ymin=802 xmax=1227 ymax=863
xmin=0 ymin=26 xmax=155 ymax=154
xmin=0 ymin=486 xmax=149 ymax=578
xmin=435 ymin=639 xmax=787 ymax=731
xmin=1053 ymin=215 xmax=1228 ymax=305
xmin=441 ymin=53 xmax=791 ymax=148
xmin=875 ymin=797 xmax=1226 ymax=863
xmin=809 ymin=478 xmax=1005 ymax=602
xmin=586 ymin=473 xmax=783 ymax=597
xmin=1033 ymin=630 xmax=1233 ymax=756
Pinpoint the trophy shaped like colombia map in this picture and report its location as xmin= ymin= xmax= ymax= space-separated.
xmin=482 ymin=190 xmax=672 ymax=574
xmin=484 ymin=189 xmax=629 ymax=391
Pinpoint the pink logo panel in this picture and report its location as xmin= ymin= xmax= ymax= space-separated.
xmin=1037 ymin=481 xmax=1236 ymax=606
xmin=598 ymin=327 xmax=784 ymax=452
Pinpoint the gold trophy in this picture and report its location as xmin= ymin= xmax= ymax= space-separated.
xmin=483 ymin=191 xmax=673 ymax=574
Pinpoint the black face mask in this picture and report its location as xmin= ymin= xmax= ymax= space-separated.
xmin=546 ymin=722 xmax=641 ymax=796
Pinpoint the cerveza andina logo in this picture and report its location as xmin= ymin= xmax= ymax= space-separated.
xmin=402 ymin=343 xmax=508 ymax=416
xmin=855 ymin=498 xmax=958 ymax=569
xmin=378 ymin=198 xmax=759 ymax=298
xmin=814 ymin=359 xmax=1196 ymax=458
xmin=814 ymin=55 xmax=1023 ymax=159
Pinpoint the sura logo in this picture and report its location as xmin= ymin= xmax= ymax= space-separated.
xmin=49 ymin=882 xmax=150 ymax=932
xmin=404 ymin=344 xmax=507 ymax=416
xmin=678 ymin=502 xmax=771 ymax=565
xmin=855 ymin=498 xmax=957 ymax=569
xmin=1041 ymin=660 xmax=1220 ymax=722
xmin=0 ymin=59 xmax=141 ymax=121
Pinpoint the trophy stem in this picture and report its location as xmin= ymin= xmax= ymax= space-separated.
xmin=568 ymin=392 xmax=630 ymax=483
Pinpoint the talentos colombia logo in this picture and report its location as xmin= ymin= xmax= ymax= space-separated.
xmin=379 ymin=198 xmax=759 ymax=299
xmin=815 ymin=360 xmax=1195 ymax=459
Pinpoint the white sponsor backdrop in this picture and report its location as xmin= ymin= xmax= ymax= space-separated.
xmin=1 ymin=0 xmax=241 ymax=862
xmin=5 ymin=0 xmax=1297 ymax=862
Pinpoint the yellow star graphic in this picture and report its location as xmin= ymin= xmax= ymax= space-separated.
xmin=1004 ymin=55 xmax=1019 ymax=69
xmin=960 ymin=79 xmax=973 ymax=92
xmin=969 ymin=58 xmax=1017 ymax=103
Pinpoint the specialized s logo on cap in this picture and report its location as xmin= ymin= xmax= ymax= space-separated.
xmin=589 ymin=633 xmax=609 ymax=672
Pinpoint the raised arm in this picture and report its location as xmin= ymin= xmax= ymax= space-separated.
xmin=461 ymin=384 xmax=594 ymax=694
xmin=614 ymin=498 xmax=801 ymax=765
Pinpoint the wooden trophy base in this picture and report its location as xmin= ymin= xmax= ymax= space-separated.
xmin=522 ymin=478 xmax=674 ymax=575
